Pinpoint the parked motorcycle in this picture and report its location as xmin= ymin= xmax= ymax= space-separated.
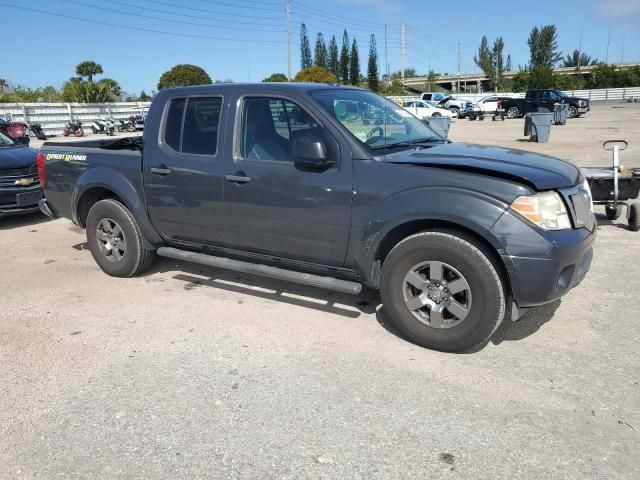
xmin=63 ymin=120 xmax=84 ymax=137
xmin=90 ymin=118 xmax=116 ymax=136
xmin=29 ymin=123 xmax=47 ymax=140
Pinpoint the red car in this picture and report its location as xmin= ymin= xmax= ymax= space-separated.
xmin=0 ymin=117 xmax=29 ymax=145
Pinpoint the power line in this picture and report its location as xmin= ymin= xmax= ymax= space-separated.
xmin=0 ymin=2 xmax=289 ymax=43
xmin=139 ymin=0 xmax=282 ymax=21
xmin=62 ymin=0 xmax=285 ymax=33
xmin=107 ymin=0 xmax=283 ymax=27
xmin=193 ymin=0 xmax=283 ymax=11
xmin=292 ymin=1 xmax=386 ymax=28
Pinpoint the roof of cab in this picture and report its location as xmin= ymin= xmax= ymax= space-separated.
xmin=159 ymin=82 xmax=363 ymax=96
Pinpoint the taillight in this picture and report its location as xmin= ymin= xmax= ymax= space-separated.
xmin=36 ymin=151 xmax=47 ymax=187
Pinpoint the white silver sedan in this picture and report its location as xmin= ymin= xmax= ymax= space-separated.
xmin=402 ymin=100 xmax=456 ymax=121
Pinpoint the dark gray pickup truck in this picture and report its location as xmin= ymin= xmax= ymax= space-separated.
xmin=37 ymin=83 xmax=596 ymax=352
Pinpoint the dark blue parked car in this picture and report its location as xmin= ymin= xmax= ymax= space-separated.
xmin=0 ymin=130 xmax=42 ymax=218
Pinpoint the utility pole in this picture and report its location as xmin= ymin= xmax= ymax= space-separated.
xmin=400 ymin=23 xmax=406 ymax=83
xmin=384 ymin=24 xmax=388 ymax=87
xmin=286 ymin=0 xmax=292 ymax=80
xmin=577 ymin=30 xmax=582 ymax=72
xmin=605 ymin=24 xmax=611 ymax=64
xmin=457 ymin=42 xmax=461 ymax=93
xmin=621 ymin=34 xmax=625 ymax=63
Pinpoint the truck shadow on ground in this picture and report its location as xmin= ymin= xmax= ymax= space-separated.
xmin=0 ymin=212 xmax=51 ymax=230
xmin=146 ymin=257 xmax=380 ymax=319
xmin=375 ymin=299 xmax=562 ymax=353
xmin=594 ymin=212 xmax=632 ymax=231
xmin=145 ymin=257 xmax=561 ymax=350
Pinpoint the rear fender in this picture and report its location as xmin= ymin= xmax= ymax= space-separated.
xmin=73 ymin=167 xmax=162 ymax=246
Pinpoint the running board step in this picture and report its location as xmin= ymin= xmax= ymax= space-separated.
xmin=157 ymin=247 xmax=362 ymax=295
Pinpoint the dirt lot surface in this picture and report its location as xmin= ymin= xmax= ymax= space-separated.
xmin=2 ymin=102 xmax=640 ymax=479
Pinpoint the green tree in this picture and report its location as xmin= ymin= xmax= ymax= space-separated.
xmin=262 ymin=73 xmax=288 ymax=82
xmin=505 ymin=54 xmax=512 ymax=71
xmin=367 ymin=34 xmax=379 ymax=91
xmin=587 ymin=64 xmax=617 ymax=88
xmin=511 ymin=70 xmax=530 ymax=92
xmin=492 ymin=37 xmax=505 ymax=90
xmin=62 ymin=77 xmax=121 ymax=102
xmin=563 ymin=49 xmax=599 ymax=68
xmin=349 ymin=38 xmax=360 ymax=86
xmin=528 ymin=25 xmax=562 ymax=68
xmin=552 ymin=74 xmax=583 ymax=90
xmin=138 ymin=90 xmax=152 ymax=101
xmin=529 ymin=64 xmax=554 ymax=89
xmin=39 ymin=86 xmax=63 ymax=102
xmin=0 ymin=79 xmax=7 ymax=94
xmin=157 ymin=64 xmax=212 ymax=90
xmin=328 ymin=35 xmax=339 ymax=79
xmin=300 ymin=24 xmax=312 ymax=69
xmin=474 ymin=36 xmax=495 ymax=85
xmin=314 ymin=33 xmax=327 ymax=69
xmin=339 ymin=30 xmax=350 ymax=84
xmin=75 ymin=61 xmax=103 ymax=82
xmin=294 ymin=66 xmax=336 ymax=83
xmin=425 ymin=70 xmax=438 ymax=91
xmin=381 ymin=79 xmax=408 ymax=96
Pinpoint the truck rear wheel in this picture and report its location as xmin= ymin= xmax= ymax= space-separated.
xmin=506 ymin=106 xmax=519 ymax=118
xmin=380 ymin=232 xmax=506 ymax=352
xmin=86 ymin=199 xmax=155 ymax=277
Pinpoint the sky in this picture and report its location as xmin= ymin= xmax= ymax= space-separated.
xmin=1 ymin=0 xmax=639 ymax=95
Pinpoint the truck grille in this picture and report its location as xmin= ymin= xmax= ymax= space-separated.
xmin=561 ymin=184 xmax=595 ymax=231
xmin=0 ymin=172 xmax=40 ymax=188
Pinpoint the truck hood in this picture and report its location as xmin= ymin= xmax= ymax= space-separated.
xmin=0 ymin=144 xmax=38 ymax=170
xmin=384 ymin=142 xmax=581 ymax=191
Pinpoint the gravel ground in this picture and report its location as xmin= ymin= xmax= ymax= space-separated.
xmin=2 ymin=101 xmax=639 ymax=479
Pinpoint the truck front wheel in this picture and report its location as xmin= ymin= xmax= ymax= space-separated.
xmin=380 ymin=232 xmax=506 ymax=352
xmin=506 ymin=106 xmax=519 ymax=118
xmin=86 ymin=199 xmax=155 ymax=277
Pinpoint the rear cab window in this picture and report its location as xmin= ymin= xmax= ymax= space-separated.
xmin=162 ymin=96 xmax=223 ymax=155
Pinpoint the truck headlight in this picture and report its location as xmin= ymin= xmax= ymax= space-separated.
xmin=510 ymin=192 xmax=572 ymax=230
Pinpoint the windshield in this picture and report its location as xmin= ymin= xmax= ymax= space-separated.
xmin=552 ymin=90 xmax=568 ymax=98
xmin=0 ymin=130 xmax=16 ymax=147
xmin=310 ymin=89 xmax=443 ymax=151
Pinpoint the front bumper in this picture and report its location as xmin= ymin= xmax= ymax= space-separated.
xmin=0 ymin=185 xmax=43 ymax=218
xmin=578 ymin=106 xmax=590 ymax=114
xmin=38 ymin=198 xmax=58 ymax=219
xmin=491 ymin=211 xmax=597 ymax=308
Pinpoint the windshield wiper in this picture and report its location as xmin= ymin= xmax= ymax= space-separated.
xmin=371 ymin=138 xmax=442 ymax=150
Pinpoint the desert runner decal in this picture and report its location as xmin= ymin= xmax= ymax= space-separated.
xmin=45 ymin=152 xmax=87 ymax=162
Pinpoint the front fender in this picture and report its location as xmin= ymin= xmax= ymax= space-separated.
xmin=73 ymin=167 xmax=162 ymax=246
xmin=353 ymin=186 xmax=509 ymax=282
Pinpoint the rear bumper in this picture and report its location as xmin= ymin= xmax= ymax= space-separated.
xmin=38 ymin=198 xmax=58 ymax=219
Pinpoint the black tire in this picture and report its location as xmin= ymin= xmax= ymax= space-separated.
xmin=568 ymin=106 xmax=578 ymax=118
xmin=605 ymin=204 xmax=623 ymax=220
xmin=380 ymin=231 xmax=506 ymax=352
xmin=628 ymin=203 xmax=640 ymax=232
xmin=506 ymin=106 xmax=519 ymax=118
xmin=86 ymin=199 xmax=155 ymax=277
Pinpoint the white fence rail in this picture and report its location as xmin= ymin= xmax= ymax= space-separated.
xmin=0 ymin=102 xmax=152 ymax=136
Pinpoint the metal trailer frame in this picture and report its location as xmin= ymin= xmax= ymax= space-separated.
xmin=582 ymin=140 xmax=640 ymax=231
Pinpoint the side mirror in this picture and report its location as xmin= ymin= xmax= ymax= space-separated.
xmin=292 ymin=133 xmax=334 ymax=169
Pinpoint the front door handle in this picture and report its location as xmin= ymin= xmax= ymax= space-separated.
xmin=226 ymin=173 xmax=252 ymax=184
xmin=150 ymin=166 xmax=172 ymax=175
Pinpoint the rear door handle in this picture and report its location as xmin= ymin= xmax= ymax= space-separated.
xmin=226 ymin=173 xmax=252 ymax=183
xmin=150 ymin=166 xmax=172 ymax=175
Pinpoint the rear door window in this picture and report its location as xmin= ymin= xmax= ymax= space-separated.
xmin=162 ymin=96 xmax=222 ymax=155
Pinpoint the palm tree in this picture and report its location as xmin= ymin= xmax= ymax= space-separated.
xmin=0 ymin=79 xmax=7 ymax=94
